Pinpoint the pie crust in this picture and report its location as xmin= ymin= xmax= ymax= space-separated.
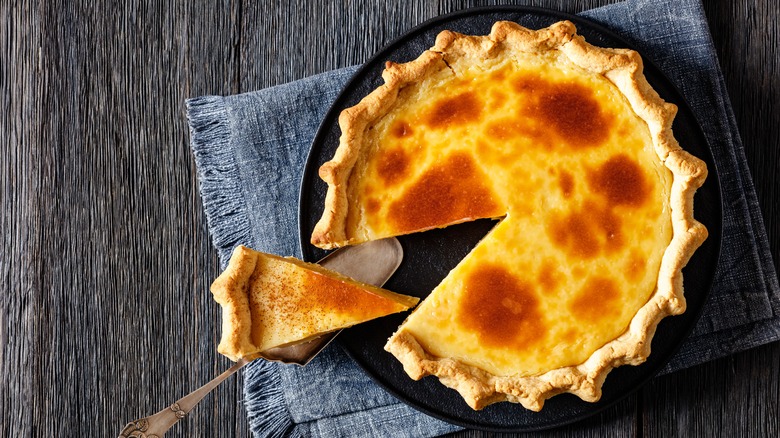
xmin=311 ymin=21 xmax=708 ymax=411
xmin=212 ymin=245 xmax=418 ymax=362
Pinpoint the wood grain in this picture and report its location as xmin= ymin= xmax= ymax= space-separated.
xmin=1 ymin=1 xmax=777 ymax=437
xmin=3 ymin=1 xmax=245 ymax=436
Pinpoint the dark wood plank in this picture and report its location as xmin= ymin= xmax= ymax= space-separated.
xmin=1 ymin=2 xmax=41 ymax=437
xmin=3 ymin=1 xmax=247 ymax=436
xmin=239 ymin=0 xmax=621 ymax=89
xmin=642 ymin=344 xmax=780 ymax=437
xmin=2 ymin=0 xmax=778 ymax=437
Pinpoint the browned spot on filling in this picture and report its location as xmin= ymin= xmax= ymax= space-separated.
xmin=388 ymin=152 xmax=503 ymax=232
xmin=569 ymin=276 xmax=621 ymax=323
xmin=562 ymin=328 xmax=578 ymax=345
xmin=588 ymin=154 xmax=649 ymax=207
xmin=490 ymin=90 xmax=508 ymax=110
xmin=558 ymin=170 xmax=574 ymax=198
xmin=390 ymin=120 xmax=413 ymax=138
xmin=512 ymin=75 xmax=548 ymax=94
xmin=457 ymin=264 xmax=546 ymax=351
xmin=364 ymin=198 xmax=380 ymax=215
xmin=549 ymin=209 xmax=600 ymax=258
xmin=548 ymin=201 xmax=623 ymax=258
xmin=426 ymin=91 xmax=483 ymax=128
xmin=512 ymin=75 xmax=614 ymax=149
xmin=485 ymin=120 xmax=519 ymax=141
xmin=476 ymin=140 xmax=491 ymax=156
xmin=617 ymin=122 xmax=632 ymax=138
xmin=490 ymin=67 xmax=508 ymax=82
xmin=538 ymin=260 xmax=560 ymax=293
xmin=547 ymin=155 xmax=650 ymax=258
xmin=625 ymin=249 xmax=646 ymax=281
xmin=591 ymin=200 xmax=624 ymax=253
xmin=375 ymin=147 xmax=410 ymax=186
xmin=302 ymin=270 xmax=397 ymax=315
xmin=534 ymin=83 xmax=612 ymax=148
xmin=484 ymin=118 xmax=543 ymax=143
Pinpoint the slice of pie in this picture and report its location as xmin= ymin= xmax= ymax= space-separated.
xmin=311 ymin=21 xmax=708 ymax=411
xmin=212 ymin=245 xmax=419 ymax=361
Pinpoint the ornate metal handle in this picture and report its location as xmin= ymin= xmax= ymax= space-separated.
xmin=119 ymin=358 xmax=250 ymax=438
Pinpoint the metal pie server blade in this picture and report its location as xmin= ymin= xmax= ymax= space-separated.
xmin=259 ymin=237 xmax=404 ymax=365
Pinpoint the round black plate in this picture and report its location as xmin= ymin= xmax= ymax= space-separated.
xmin=298 ymin=6 xmax=722 ymax=432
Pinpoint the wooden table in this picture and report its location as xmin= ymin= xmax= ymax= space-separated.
xmin=3 ymin=1 xmax=778 ymax=436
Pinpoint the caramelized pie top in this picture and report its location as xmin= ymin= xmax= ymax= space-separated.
xmin=311 ymin=21 xmax=707 ymax=411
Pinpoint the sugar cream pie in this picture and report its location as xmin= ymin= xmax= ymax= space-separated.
xmin=212 ymin=245 xmax=419 ymax=361
xmin=311 ymin=21 xmax=708 ymax=411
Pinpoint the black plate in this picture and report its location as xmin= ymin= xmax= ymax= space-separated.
xmin=298 ymin=6 xmax=722 ymax=432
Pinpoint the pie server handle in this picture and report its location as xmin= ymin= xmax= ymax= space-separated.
xmin=118 ymin=237 xmax=404 ymax=437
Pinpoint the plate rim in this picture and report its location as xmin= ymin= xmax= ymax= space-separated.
xmin=298 ymin=4 xmax=723 ymax=432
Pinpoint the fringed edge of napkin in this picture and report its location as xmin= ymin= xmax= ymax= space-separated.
xmin=187 ymin=95 xmax=299 ymax=437
xmin=244 ymin=360 xmax=297 ymax=438
xmin=187 ymin=95 xmax=256 ymax=267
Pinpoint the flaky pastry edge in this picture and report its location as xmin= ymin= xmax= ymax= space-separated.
xmin=211 ymin=245 xmax=263 ymax=362
xmin=312 ymin=20 xmax=708 ymax=411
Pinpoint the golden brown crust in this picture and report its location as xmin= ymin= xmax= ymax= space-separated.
xmin=211 ymin=245 xmax=262 ymax=362
xmin=311 ymin=49 xmax=447 ymax=248
xmin=314 ymin=20 xmax=708 ymax=410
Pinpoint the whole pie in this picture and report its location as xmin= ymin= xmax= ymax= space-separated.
xmin=212 ymin=245 xmax=418 ymax=362
xmin=311 ymin=21 xmax=708 ymax=411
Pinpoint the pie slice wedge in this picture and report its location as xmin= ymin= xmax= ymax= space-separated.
xmin=212 ymin=245 xmax=419 ymax=361
xmin=311 ymin=21 xmax=708 ymax=411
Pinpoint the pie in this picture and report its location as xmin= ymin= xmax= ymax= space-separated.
xmin=212 ymin=245 xmax=419 ymax=362
xmin=310 ymin=20 xmax=708 ymax=411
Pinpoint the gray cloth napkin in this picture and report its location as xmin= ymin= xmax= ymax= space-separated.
xmin=186 ymin=0 xmax=780 ymax=436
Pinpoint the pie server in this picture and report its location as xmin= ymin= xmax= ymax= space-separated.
xmin=119 ymin=237 xmax=404 ymax=437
